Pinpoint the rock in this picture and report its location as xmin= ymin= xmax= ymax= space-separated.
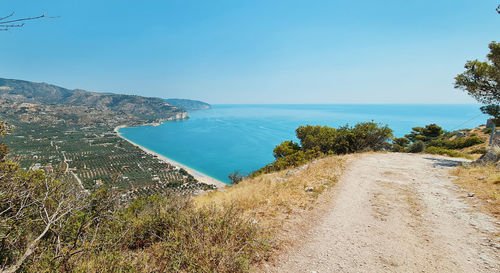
xmin=456 ymin=131 xmax=468 ymax=138
xmin=476 ymin=149 xmax=500 ymax=164
xmin=297 ymin=164 xmax=309 ymax=171
xmin=286 ymin=170 xmax=295 ymax=177
xmin=305 ymin=186 xmax=314 ymax=192
xmin=467 ymin=192 xmax=475 ymax=197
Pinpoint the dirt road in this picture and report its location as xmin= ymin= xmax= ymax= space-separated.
xmin=266 ymin=153 xmax=500 ymax=273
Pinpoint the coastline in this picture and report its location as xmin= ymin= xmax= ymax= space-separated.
xmin=114 ymin=125 xmax=227 ymax=189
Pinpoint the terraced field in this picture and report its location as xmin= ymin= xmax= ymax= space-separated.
xmin=3 ymin=122 xmax=214 ymax=201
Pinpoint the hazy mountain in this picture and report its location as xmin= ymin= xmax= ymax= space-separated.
xmin=164 ymin=98 xmax=211 ymax=111
xmin=0 ymin=78 xmax=185 ymax=122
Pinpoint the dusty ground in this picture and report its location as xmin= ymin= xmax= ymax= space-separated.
xmin=263 ymin=153 xmax=500 ymax=273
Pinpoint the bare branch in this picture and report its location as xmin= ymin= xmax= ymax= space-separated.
xmin=0 ymin=12 xmax=58 ymax=31
xmin=0 ymin=12 xmax=14 ymax=21
xmin=0 ymin=13 xmax=45 ymax=25
xmin=0 ymin=24 xmax=24 ymax=28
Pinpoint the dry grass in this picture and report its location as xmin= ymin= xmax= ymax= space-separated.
xmin=194 ymin=155 xmax=345 ymax=236
xmin=452 ymin=164 xmax=500 ymax=219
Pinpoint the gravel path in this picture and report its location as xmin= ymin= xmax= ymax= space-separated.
xmin=266 ymin=153 xmax=500 ymax=273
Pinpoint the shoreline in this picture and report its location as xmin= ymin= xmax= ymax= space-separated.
xmin=114 ymin=125 xmax=227 ymax=189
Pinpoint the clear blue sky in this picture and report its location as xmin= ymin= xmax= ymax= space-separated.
xmin=1 ymin=0 xmax=499 ymax=104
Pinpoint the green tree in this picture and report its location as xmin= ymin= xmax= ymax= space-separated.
xmin=392 ymin=137 xmax=410 ymax=152
xmin=253 ymin=122 xmax=393 ymax=176
xmin=405 ymin=124 xmax=443 ymax=142
xmin=273 ymin=140 xmax=301 ymax=159
xmin=455 ymin=42 xmax=500 ymax=119
xmin=393 ymin=137 xmax=410 ymax=147
xmin=480 ymin=104 xmax=500 ymax=120
xmin=351 ymin=122 xmax=393 ymax=152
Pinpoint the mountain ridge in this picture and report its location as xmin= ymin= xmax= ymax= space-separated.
xmin=0 ymin=78 xmax=210 ymax=127
xmin=164 ymin=98 xmax=211 ymax=111
xmin=0 ymin=78 xmax=183 ymax=121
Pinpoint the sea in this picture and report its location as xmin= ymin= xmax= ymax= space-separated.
xmin=118 ymin=104 xmax=488 ymax=183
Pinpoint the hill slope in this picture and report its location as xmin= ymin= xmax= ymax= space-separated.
xmin=0 ymin=78 xmax=185 ymax=123
xmin=164 ymin=98 xmax=211 ymax=111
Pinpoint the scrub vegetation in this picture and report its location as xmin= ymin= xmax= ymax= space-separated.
xmin=453 ymin=162 xmax=500 ymax=220
xmin=391 ymin=123 xmax=487 ymax=159
xmin=0 ymin=122 xmax=267 ymax=273
xmin=196 ymin=155 xmax=346 ymax=259
xmin=252 ymin=122 xmax=392 ymax=176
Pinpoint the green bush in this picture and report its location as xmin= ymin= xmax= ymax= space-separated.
xmin=273 ymin=140 xmax=301 ymax=159
xmin=407 ymin=140 xmax=425 ymax=153
xmin=392 ymin=144 xmax=405 ymax=152
xmin=295 ymin=122 xmax=393 ymax=155
xmin=392 ymin=137 xmax=410 ymax=152
xmin=471 ymin=147 xmax=488 ymax=154
xmin=443 ymin=136 xmax=484 ymax=149
xmin=254 ymin=122 xmax=393 ymax=175
xmin=427 ymin=136 xmax=484 ymax=150
xmin=425 ymin=146 xmax=469 ymax=158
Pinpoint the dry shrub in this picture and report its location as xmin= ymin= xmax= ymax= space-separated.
xmin=453 ymin=164 xmax=500 ymax=219
xmin=29 ymin=195 xmax=268 ymax=273
xmin=195 ymin=156 xmax=345 ymax=237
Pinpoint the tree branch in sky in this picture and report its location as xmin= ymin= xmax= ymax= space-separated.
xmin=0 ymin=12 xmax=58 ymax=31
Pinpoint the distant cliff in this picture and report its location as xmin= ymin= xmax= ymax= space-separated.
xmin=164 ymin=99 xmax=211 ymax=111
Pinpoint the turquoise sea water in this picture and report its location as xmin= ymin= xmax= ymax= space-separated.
xmin=119 ymin=104 xmax=488 ymax=183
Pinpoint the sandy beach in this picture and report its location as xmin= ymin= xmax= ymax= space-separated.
xmin=114 ymin=125 xmax=226 ymax=189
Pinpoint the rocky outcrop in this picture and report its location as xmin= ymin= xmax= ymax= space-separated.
xmin=476 ymin=145 xmax=500 ymax=164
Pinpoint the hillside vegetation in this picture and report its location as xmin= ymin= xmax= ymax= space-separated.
xmin=0 ymin=120 xmax=345 ymax=272
xmin=1 ymin=116 xmax=496 ymax=272
xmin=197 ymin=156 xmax=345 ymax=237
xmin=453 ymin=162 xmax=500 ymax=220
xmin=392 ymin=123 xmax=488 ymax=159
xmin=252 ymin=122 xmax=392 ymax=177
